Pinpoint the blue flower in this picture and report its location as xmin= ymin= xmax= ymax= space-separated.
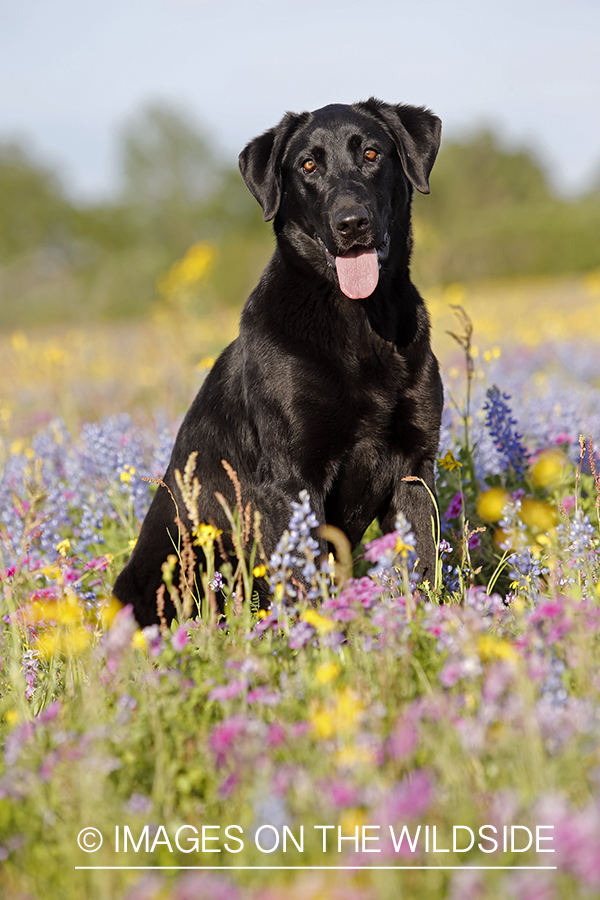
xmin=483 ymin=386 xmax=529 ymax=477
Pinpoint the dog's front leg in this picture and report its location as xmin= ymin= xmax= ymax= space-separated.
xmin=380 ymin=456 xmax=439 ymax=587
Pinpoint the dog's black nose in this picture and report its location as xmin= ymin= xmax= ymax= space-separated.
xmin=333 ymin=206 xmax=370 ymax=240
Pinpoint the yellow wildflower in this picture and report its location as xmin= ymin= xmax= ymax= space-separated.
xmin=100 ymin=596 xmax=124 ymax=630
xmin=310 ymin=688 xmax=363 ymax=739
xmin=338 ymin=808 xmax=368 ymax=832
xmin=336 ymin=688 xmax=363 ymax=724
xmin=311 ymin=709 xmax=335 ymax=739
xmin=44 ymin=344 xmax=65 ymax=365
xmin=120 ymin=465 xmax=136 ymax=484
xmin=34 ymin=631 xmax=61 ymax=659
xmin=252 ymin=564 xmax=267 ymax=578
xmin=337 ymin=745 xmax=377 ymax=767
xmin=131 ymin=630 xmax=147 ymax=651
xmin=444 ymin=283 xmax=466 ymax=304
xmin=42 ymin=563 xmax=62 ymax=582
xmin=438 ymin=450 xmax=462 ymax=472
xmin=56 ymin=538 xmax=71 ymax=558
xmin=477 ymin=634 xmax=518 ymax=662
xmin=11 ymin=331 xmax=28 ymax=352
xmin=477 ymin=487 xmax=510 ymax=522
xmin=157 ymin=242 xmax=216 ymax=302
xmin=25 ymin=600 xmax=53 ymax=624
xmin=315 ymin=662 xmax=341 ymax=684
xmin=193 ymin=523 xmax=222 ymax=548
xmin=530 ymin=449 xmax=565 ymax=490
xmin=395 ymin=537 xmax=414 ymax=559
xmin=483 ymin=347 xmax=501 ymax=362
xmin=53 ymin=593 xmax=82 ymax=626
xmin=519 ymin=497 xmax=558 ymax=533
xmin=62 ymin=625 xmax=92 ymax=655
xmin=303 ymin=609 xmax=335 ymax=633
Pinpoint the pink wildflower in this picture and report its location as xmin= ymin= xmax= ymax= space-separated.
xmin=388 ymin=712 xmax=419 ymax=761
xmin=364 ymin=532 xmax=398 ymax=563
xmin=267 ymin=722 xmax=286 ymax=747
xmin=171 ymin=625 xmax=189 ymax=652
xmin=380 ymin=768 xmax=434 ymax=821
xmin=208 ymin=679 xmax=249 ymax=702
xmin=446 ymin=491 xmax=463 ymax=520
xmin=209 ymin=715 xmax=249 ymax=766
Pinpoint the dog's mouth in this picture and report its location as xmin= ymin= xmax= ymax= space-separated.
xmin=319 ymin=233 xmax=390 ymax=300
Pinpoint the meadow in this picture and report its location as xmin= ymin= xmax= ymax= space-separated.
xmin=1 ymin=271 xmax=600 ymax=900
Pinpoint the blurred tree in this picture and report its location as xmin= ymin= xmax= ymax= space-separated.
xmin=426 ymin=129 xmax=551 ymax=214
xmin=119 ymin=103 xmax=222 ymax=251
xmin=117 ymin=103 xmax=270 ymax=310
xmin=0 ymin=143 xmax=73 ymax=261
xmin=411 ymin=130 xmax=600 ymax=285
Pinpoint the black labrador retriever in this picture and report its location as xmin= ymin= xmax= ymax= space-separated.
xmin=113 ymin=98 xmax=443 ymax=627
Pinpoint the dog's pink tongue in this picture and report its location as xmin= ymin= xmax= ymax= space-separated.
xmin=335 ymin=247 xmax=379 ymax=299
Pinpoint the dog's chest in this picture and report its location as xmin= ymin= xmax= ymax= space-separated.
xmin=290 ymin=341 xmax=412 ymax=467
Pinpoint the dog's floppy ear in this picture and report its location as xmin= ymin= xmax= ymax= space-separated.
xmin=239 ymin=111 xmax=309 ymax=221
xmin=359 ymin=98 xmax=442 ymax=194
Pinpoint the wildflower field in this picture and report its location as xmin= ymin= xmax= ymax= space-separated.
xmin=1 ymin=274 xmax=600 ymax=900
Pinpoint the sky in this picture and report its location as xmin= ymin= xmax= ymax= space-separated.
xmin=1 ymin=0 xmax=599 ymax=201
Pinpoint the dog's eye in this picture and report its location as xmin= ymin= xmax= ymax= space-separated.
xmin=364 ymin=148 xmax=379 ymax=163
xmin=302 ymin=159 xmax=317 ymax=174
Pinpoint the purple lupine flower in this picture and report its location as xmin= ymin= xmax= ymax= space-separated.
xmin=562 ymin=509 xmax=596 ymax=571
xmin=269 ymin=490 xmax=321 ymax=601
xmin=483 ymin=385 xmax=529 ymax=476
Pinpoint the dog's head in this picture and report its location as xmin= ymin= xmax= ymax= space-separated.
xmin=239 ymin=99 xmax=441 ymax=300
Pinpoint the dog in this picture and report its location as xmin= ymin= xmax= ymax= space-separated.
xmin=113 ymin=98 xmax=443 ymax=627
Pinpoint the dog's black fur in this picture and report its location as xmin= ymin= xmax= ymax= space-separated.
xmin=113 ymin=98 xmax=444 ymax=627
